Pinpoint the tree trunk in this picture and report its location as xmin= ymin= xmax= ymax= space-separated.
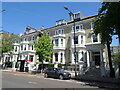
xmin=106 ymin=41 xmax=115 ymax=77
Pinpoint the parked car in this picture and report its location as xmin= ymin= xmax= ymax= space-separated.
xmin=44 ymin=67 xmax=71 ymax=80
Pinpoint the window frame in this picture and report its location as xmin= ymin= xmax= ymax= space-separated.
xmin=92 ymin=34 xmax=98 ymax=43
xmin=74 ymin=36 xmax=78 ymax=44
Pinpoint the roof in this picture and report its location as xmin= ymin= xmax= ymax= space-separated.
xmin=41 ymin=14 xmax=98 ymax=31
xmin=26 ymin=26 xmax=37 ymax=31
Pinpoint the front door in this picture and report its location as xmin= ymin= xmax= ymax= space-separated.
xmin=92 ymin=52 xmax=100 ymax=67
xmin=94 ymin=55 xmax=100 ymax=66
xmin=20 ymin=60 xmax=25 ymax=72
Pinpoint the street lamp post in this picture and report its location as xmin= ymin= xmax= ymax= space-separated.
xmin=64 ymin=6 xmax=77 ymax=77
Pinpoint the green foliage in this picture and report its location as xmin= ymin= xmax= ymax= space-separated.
xmin=5 ymin=61 xmax=12 ymax=67
xmin=114 ymin=53 xmax=120 ymax=62
xmin=0 ymin=33 xmax=19 ymax=55
xmin=94 ymin=2 xmax=120 ymax=44
xmin=34 ymin=31 xmax=54 ymax=63
xmin=48 ymin=63 xmax=54 ymax=68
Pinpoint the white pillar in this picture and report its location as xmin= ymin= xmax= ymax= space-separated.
xmin=52 ymin=53 xmax=55 ymax=63
xmin=12 ymin=62 xmax=16 ymax=72
xmin=90 ymin=51 xmax=93 ymax=66
xmin=28 ymin=62 xmax=31 ymax=73
xmin=100 ymin=50 xmax=106 ymax=77
xmin=27 ymin=55 xmax=29 ymax=60
xmin=87 ymin=51 xmax=90 ymax=67
xmin=62 ymin=52 xmax=65 ymax=64
xmin=79 ymin=61 xmax=84 ymax=75
xmin=59 ymin=38 xmax=61 ymax=47
xmin=83 ymin=51 xmax=86 ymax=62
xmin=63 ymin=38 xmax=65 ymax=47
xmin=78 ymin=35 xmax=81 ymax=44
xmin=72 ymin=51 xmax=75 ymax=64
xmin=78 ymin=52 xmax=82 ymax=62
xmin=58 ymin=52 xmax=61 ymax=63
xmin=114 ymin=62 xmax=120 ymax=79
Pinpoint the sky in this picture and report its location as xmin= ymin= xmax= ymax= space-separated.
xmin=1 ymin=2 xmax=119 ymax=46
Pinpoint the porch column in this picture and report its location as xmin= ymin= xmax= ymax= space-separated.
xmin=72 ymin=51 xmax=75 ymax=64
xmin=12 ymin=61 xmax=16 ymax=72
xmin=87 ymin=51 xmax=90 ymax=67
xmin=114 ymin=62 xmax=120 ymax=79
xmin=62 ymin=52 xmax=65 ymax=64
xmin=58 ymin=52 xmax=61 ymax=63
xmin=52 ymin=53 xmax=55 ymax=63
xmin=90 ymin=51 xmax=93 ymax=67
xmin=100 ymin=49 xmax=106 ymax=77
xmin=83 ymin=51 xmax=86 ymax=62
xmin=79 ymin=51 xmax=82 ymax=62
xmin=78 ymin=35 xmax=81 ymax=44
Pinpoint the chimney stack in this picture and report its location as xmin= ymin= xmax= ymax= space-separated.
xmin=40 ymin=26 xmax=44 ymax=30
xmin=69 ymin=13 xmax=74 ymax=21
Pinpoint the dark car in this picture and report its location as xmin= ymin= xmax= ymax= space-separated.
xmin=44 ymin=67 xmax=71 ymax=80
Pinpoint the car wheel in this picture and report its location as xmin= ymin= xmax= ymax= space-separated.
xmin=44 ymin=73 xmax=48 ymax=78
xmin=59 ymin=75 xmax=64 ymax=80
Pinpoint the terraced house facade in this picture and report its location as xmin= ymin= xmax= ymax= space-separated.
xmin=3 ymin=12 xmax=109 ymax=77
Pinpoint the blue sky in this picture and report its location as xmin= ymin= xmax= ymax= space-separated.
xmin=2 ymin=2 xmax=119 ymax=46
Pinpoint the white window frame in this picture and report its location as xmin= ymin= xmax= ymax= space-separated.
xmin=58 ymin=29 xmax=61 ymax=34
xmin=81 ymin=35 xmax=84 ymax=44
xmin=91 ymin=34 xmax=98 ymax=43
xmin=32 ymin=45 xmax=34 ymax=50
xmin=61 ymin=38 xmax=63 ymax=46
xmin=31 ymin=36 xmax=35 ymax=41
xmin=15 ymin=46 xmax=17 ymax=52
xmin=55 ymin=30 xmax=58 ymax=35
xmin=24 ymin=38 xmax=27 ymax=41
xmin=75 ymin=25 xmax=80 ymax=31
xmin=55 ymin=39 xmax=59 ymax=46
xmin=74 ymin=13 xmax=80 ymax=19
xmin=80 ymin=24 xmax=83 ymax=30
xmin=91 ymin=22 xmax=94 ymax=30
xmin=61 ymin=29 xmax=64 ymax=34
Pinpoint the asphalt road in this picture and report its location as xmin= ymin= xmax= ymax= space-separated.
xmin=1 ymin=71 xmax=107 ymax=89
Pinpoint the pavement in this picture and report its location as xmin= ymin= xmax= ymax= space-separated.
xmin=1 ymin=68 xmax=120 ymax=86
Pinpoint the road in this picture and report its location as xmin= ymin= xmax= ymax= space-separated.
xmin=1 ymin=71 xmax=119 ymax=89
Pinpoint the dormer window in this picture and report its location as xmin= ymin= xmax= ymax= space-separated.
xmin=56 ymin=19 xmax=66 ymax=25
xmin=72 ymin=24 xmax=83 ymax=31
xmin=55 ymin=29 xmax=64 ymax=35
xmin=74 ymin=12 xmax=81 ymax=20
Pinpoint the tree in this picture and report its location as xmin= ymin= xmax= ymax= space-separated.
xmin=0 ymin=32 xmax=17 ymax=54
xmin=0 ymin=32 xmax=19 ymax=62
xmin=114 ymin=53 xmax=120 ymax=63
xmin=93 ymin=2 xmax=120 ymax=77
xmin=34 ymin=31 xmax=53 ymax=73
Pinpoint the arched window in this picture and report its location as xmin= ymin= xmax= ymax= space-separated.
xmin=32 ymin=45 xmax=34 ymax=50
xmin=15 ymin=46 xmax=17 ymax=52
xmin=60 ymin=53 xmax=63 ymax=63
